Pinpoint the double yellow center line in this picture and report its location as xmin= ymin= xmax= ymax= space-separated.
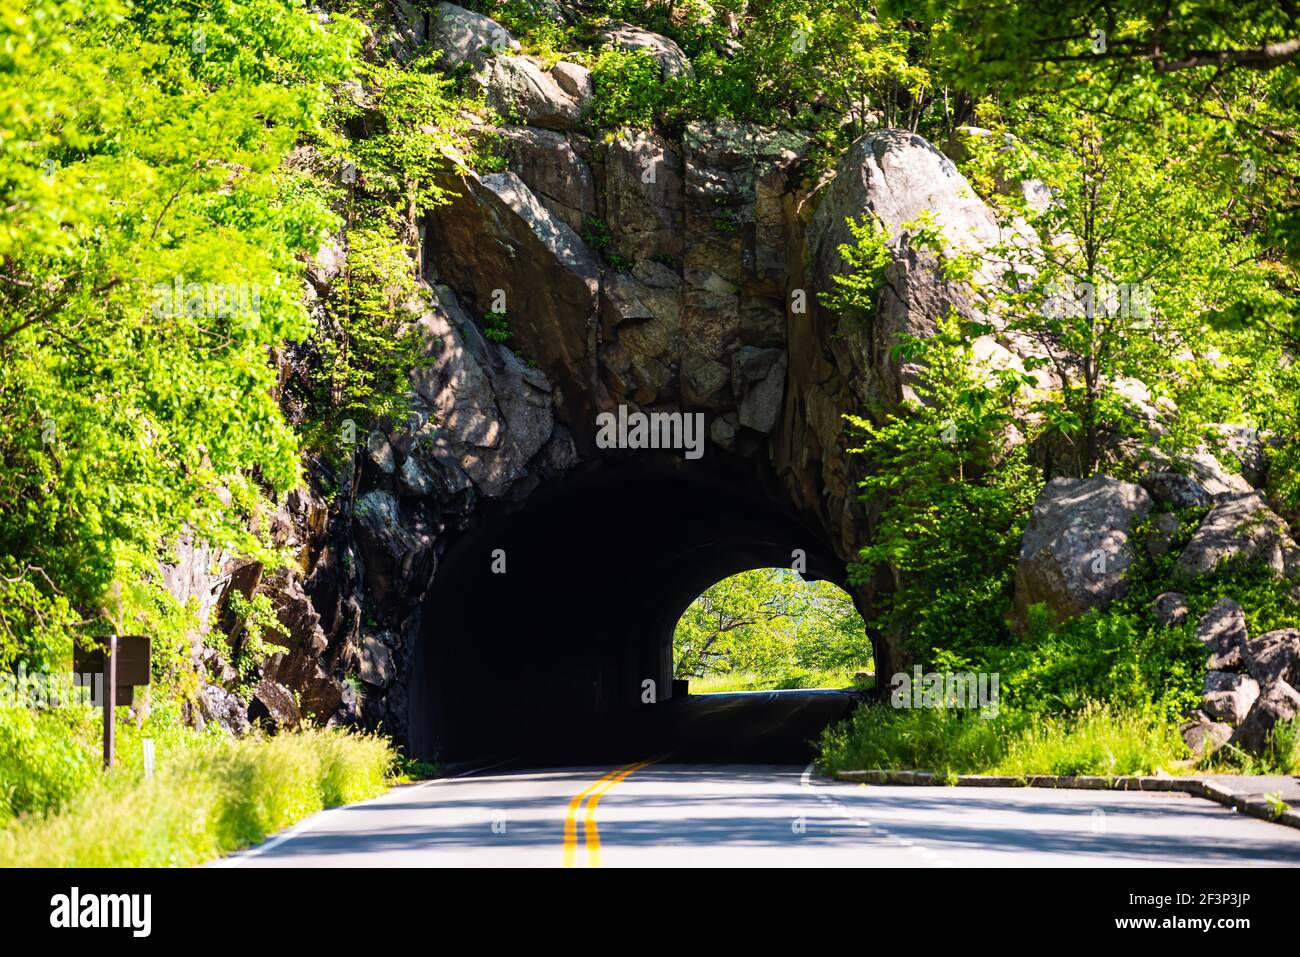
xmin=562 ymin=758 xmax=657 ymax=867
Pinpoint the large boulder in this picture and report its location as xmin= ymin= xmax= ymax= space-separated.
xmin=1013 ymin=476 xmax=1153 ymax=626
xmin=429 ymin=2 xmax=519 ymax=71
xmin=473 ymin=56 xmax=584 ymax=130
xmin=1202 ymin=670 xmax=1260 ymax=725
xmin=1242 ymin=628 xmax=1300 ymax=686
xmin=807 ymin=130 xmax=1031 ymax=410
xmin=1180 ymin=712 xmax=1233 ymax=757
xmin=1141 ymin=447 xmax=1253 ymax=508
xmin=732 ymin=346 xmax=787 ymax=434
xmin=1228 ymin=680 xmax=1300 ymax=753
xmin=1194 ymin=597 xmax=1248 ymax=671
xmin=1174 ymin=491 xmax=1300 ymax=580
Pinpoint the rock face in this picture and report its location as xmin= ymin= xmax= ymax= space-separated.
xmin=1175 ymin=491 xmax=1300 ymax=580
xmin=493 ymin=127 xmax=595 ymax=233
xmin=1012 ymin=477 xmax=1153 ymax=626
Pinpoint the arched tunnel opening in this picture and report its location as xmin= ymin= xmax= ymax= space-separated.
xmin=408 ymin=460 xmax=870 ymax=767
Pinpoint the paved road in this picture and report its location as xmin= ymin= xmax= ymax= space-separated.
xmin=221 ymin=763 xmax=1300 ymax=868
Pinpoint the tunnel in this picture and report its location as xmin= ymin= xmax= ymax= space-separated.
xmin=407 ymin=455 xmax=866 ymax=765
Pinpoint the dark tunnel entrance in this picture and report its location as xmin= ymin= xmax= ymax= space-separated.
xmin=407 ymin=462 xmax=868 ymax=766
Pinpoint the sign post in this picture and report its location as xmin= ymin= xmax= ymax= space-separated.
xmin=74 ymin=636 xmax=151 ymax=771
xmin=104 ymin=635 xmax=116 ymax=769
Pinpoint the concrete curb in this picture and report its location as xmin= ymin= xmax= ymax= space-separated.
xmin=832 ymin=769 xmax=1300 ymax=831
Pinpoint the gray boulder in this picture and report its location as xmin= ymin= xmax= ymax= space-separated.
xmin=1228 ymin=680 xmax=1300 ymax=753
xmin=1180 ymin=714 xmax=1233 ymax=757
xmin=1141 ymin=448 xmax=1252 ymax=508
xmin=429 ymin=2 xmax=519 ymax=71
xmin=473 ymin=56 xmax=583 ymax=130
xmin=1243 ymin=628 xmax=1300 ymax=686
xmin=551 ymin=61 xmax=593 ymax=104
xmin=732 ymin=347 xmax=787 ymax=434
xmin=1202 ymin=671 xmax=1260 ymax=725
xmin=1174 ymin=491 xmax=1300 ymax=580
xmin=808 ymin=130 xmax=1032 ymax=409
xmin=1013 ymin=476 xmax=1152 ymax=627
xmin=1194 ymin=597 xmax=1247 ymax=671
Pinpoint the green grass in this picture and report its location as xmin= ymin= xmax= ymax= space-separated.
xmin=1198 ymin=717 xmax=1300 ymax=776
xmin=818 ymin=701 xmax=1190 ymax=778
xmin=0 ymin=726 xmax=396 ymax=867
xmin=688 ymin=666 xmax=872 ymax=694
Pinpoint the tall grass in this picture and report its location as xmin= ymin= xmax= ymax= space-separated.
xmin=818 ymin=701 xmax=1188 ymax=778
xmin=0 ymin=727 xmax=395 ymax=867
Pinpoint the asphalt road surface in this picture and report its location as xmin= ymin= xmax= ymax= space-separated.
xmin=221 ymin=762 xmax=1300 ymax=868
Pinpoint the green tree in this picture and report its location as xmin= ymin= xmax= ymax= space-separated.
xmin=673 ymin=569 xmax=869 ymax=678
xmin=0 ymin=0 xmax=361 ymax=673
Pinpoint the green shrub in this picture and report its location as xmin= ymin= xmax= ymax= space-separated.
xmin=819 ymin=703 xmax=1006 ymax=775
xmin=0 ymin=707 xmax=100 ymax=823
xmin=819 ymin=701 xmax=1186 ymax=777
xmin=590 ymin=48 xmax=676 ymax=130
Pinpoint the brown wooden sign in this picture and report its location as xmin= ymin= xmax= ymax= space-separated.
xmin=74 ymin=635 xmax=150 ymax=703
xmin=73 ymin=636 xmax=151 ymax=769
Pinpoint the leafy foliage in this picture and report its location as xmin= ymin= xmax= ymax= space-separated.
xmin=0 ymin=0 xmax=362 ymax=674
